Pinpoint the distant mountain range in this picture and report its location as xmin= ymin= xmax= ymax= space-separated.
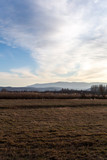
xmin=0 ymin=87 xmax=61 ymax=92
xmin=0 ymin=82 xmax=107 ymax=92
xmin=28 ymin=82 xmax=107 ymax=90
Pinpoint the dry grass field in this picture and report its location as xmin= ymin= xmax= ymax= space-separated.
xmin=0 ymin=99 xmax=107 ymax=160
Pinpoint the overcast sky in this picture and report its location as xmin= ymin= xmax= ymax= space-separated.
xmin=0 ymin=0 xmax=107 ymax=86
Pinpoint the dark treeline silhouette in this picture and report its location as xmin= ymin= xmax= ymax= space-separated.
xmin=91 ymin=84 xmax=107 ymax=98
xmin=0 ymin=84 xmax=107 ymax=99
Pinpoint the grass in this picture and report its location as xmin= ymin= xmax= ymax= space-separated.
xmin=0 ymin=99 xmax=107 ymax=109
xmin=0 ymin=91 xmax=106 ymax=99
xmin=0 ymin=99 xmax=107 ymax=160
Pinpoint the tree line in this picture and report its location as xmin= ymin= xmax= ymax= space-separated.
xmin=0 ymin=84 xmax=107 ymax=99
xmin=90 ymin=84 xmax=107 ymax=98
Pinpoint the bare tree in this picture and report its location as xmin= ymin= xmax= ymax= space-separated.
xmin=99 ymin=85 xmax=106 ymax=98
xmin=91 ymin=84 xmax=106 ymax=98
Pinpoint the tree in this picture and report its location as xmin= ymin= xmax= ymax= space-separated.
xmin=91 ymin=84 xmax=106 ymax=98
xmin=99 ymin=85 xmax=106 ymax=98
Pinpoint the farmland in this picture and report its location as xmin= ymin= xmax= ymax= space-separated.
xmin=0 ymin=98 xmax=107 ymax=160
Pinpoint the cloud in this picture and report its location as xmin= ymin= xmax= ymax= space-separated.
xmin=0 ymin=0 xmax=107 ymax=86
xmin=11 ymin=68 xmax=37 ymax=78
xmin=0 ymin=68 xmax=37 ymax=87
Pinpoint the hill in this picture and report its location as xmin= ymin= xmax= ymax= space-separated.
xmin=28 ymin=81 xmax=107 ymax=90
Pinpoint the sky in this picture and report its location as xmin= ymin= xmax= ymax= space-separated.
xmin=0 ymin=0 xmax=107 ymax=87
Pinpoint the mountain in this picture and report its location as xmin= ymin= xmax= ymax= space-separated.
xmin=0 ymin=86 xmax=61 ymax=92
xmin=0 ymin=87 xmax=35 ymax=92
xmin=28 ymin=82 xmax=107 ymax=90
xmin=0 ymin=82 xmax=106 ymax=92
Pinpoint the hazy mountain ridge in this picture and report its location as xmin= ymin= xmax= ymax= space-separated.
xmin=0 ymin=87 xmax=61 ymax=92
xmin=0 ymin=82 xmax=107 ymax=92
xmin=28 ymin=82 xmax=107 ymax=90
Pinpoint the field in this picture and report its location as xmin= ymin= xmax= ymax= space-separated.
xmin=0 ymin=99 xmax=107 ymax=160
